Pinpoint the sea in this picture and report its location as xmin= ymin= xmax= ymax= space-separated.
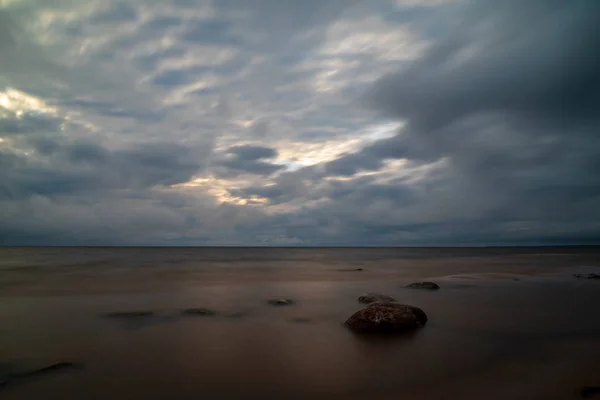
xmin=1 ymin=246 xmax=600 ymax=399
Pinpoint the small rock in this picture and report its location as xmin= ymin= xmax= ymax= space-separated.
xmin=355 ymin=268 xmax=364 ymax=271
xmin=24 ymin=362 xmax=83 ymax=376
xmin=581 ymin=386 xmax=600 ymax=398
xmin=574 ymin=273 xmax=600 ymax=280
xmin=407 ymin=281 xmax=440 ymax=290
xmin=181 ymin=308 xmax=216 ymax=317
xmin=345 ymin=301 xmax=427 ymax=334
xmin=267 ymin=299 xmax=295 ymax=306
xmin=1 ymin=362 xmax=83 ymax=389
xmin=101 ymin=311 xmax=155 ymax=318
xmin=358 ymin=293 xmax=396 ymax=304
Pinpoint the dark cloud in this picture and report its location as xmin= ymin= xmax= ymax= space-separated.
xmin=59 ymin=98 xmax=164 ymax=121
xmin=89 ymin=2 xmax=137 ymax=24
xmin=227 ymin=145 xmax=277 ymax=160
xmin=1 ymin=131 xmax=208 ymax=200
xmin=0 ymin=111 xmax=63 ymax=136
xmin=140 ymin=16 xmax=183 ymax=33
xmin=212 ymin=0 xmax=354 ymax=49
xmin=0 ymin=11 xmax=16 ymax=52
xmin=215 ymin=145 xmax=283 ymax=177
xmin=181 ymin=19 xmax=241 ymax=45
xmin=221 ymin=0 xmax=600 ymax=244
xmin=152 ymin=67 xmax=205 ymax=86
xmin=367 ymin=1 xmax=600 ymax=125
xmin=133 ymin=47 xmax=187 ymax=72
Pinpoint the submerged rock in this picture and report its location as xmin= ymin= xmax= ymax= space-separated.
xmin=181 ymin=308 xmax=216 ymax=317
xmin=345 ymin=301 xmax=427 ymax=334
xmin=574 ymin=273 xmax=600 ymax=280
xmin=358 ymin=293 xmax=396 ymax=304
xmin=1 ymin=362 xmax=83 ymax=390
xmin=406 ymin=281 xmax=440 ymax=290
xmin=101 ymin=311 xmax=155 ymax=318
xmin=289 ymin=318 xmax=312 ymax=323
xmin=267 ymin=299 xmax=295 ymax=306
xmin=23 ymin=362 xmax=82 ymax=376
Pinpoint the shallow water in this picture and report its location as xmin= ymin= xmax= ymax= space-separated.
xmin=1 ymin=247 xmax=600 ymax=399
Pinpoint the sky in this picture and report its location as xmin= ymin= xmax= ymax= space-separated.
xmin=0 ymin=0 xmax=599 ymax=246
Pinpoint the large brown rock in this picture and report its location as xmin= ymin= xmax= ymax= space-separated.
xmin=407 ymin=281 xmax=440 ymax=290
xmin=345 ymin=302 xmax=427 ymax=334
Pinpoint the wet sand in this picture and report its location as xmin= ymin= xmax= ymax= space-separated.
xmin=1 ymin=247 xmax=599 ymax=399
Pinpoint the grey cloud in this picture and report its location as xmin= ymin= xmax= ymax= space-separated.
xmin=152 ymin=67 xmax=205 ymax=86
xmin=227 ymin=145 xmax=277 ymax=160
xmin=0 ymin=11 xmax=61 ymax=89
xmin=65 ymin=140 xmax=110 ymax=164
xmin=322 ymin=152 xmax=384 ymax=177
xmin=89 ymin=2 xmax=137 ymax=24
xmin=0 ymin=111 xmax=63 ymax=136
xmin=2 ymin=132 xmax=207 ymax=199
xmin=231 ymin=185 xmax=285 ymax=202
xmin=249 ymin=118 xmax=270 ymax=138
xmin=59 ymin=98 xmax=164 ymax=121
xmin=213 ymin=0 xmax=355 ymax=49
xmin=231 ymin=169 xmax=314 ymax=205
xmin=216 ymin=145 xmax=283 ymax=177
xmin=318 ymin=0 xmax=600 ymax=182
xmin=119 ymin=142 xmax=205 ymax=187
xmin=2 ymin=0 xmax=600 ymax=245
xmin=133 ymin=47 xmax=187 ymax=72
xmin=223 ymin=0 xmax=600 ymax=244
xmin=181 ymin=19 xmax=241 ymax=45
xmin=0 ymin=188 xmax=263 ymax=245
xmin=140 ymin=16 xmax=182 ymax=32
xmin=218 ymin=159 xmax=283 ymax=176
xmin=367 ymin=1 xmax=600 ymax=125
xmin=0 ymin=11 xmax=16 ymax=52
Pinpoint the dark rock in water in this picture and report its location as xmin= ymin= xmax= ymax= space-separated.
xmin=574 ymin=273 xmax=600 ymax=280
xmin=289 ymin=318 xmax=311 ymax=323
xmin=355 ymin=268 xmax=364 ymax=271
xmin=407 ymin=281 xmax=440 ymax=290
xmin=267 ymin=299 xmax=295 ymax=306
xmin=358 ymin=293 xmax=396 ymax=304
xmin=181 ymin=308 xmax=216 ymax=317
xmin=345 ymin=301 xmax=427 ymax=334
xmin=101 ymin=311 xmax=155 ymax=318
xmin=581 ymin=386 xmax=600 ymax=398
xmin=0 ymin=362 xmax=83 ymax=390
xmin=23 ymin=362 xmax=83 ymax=377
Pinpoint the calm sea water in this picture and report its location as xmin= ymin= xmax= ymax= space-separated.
xmin=1 ymin=247 xmax=600 ymax=399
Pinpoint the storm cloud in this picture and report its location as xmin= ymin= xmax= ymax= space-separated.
xmin=1 ymin=0 xmax=599 ymax=245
